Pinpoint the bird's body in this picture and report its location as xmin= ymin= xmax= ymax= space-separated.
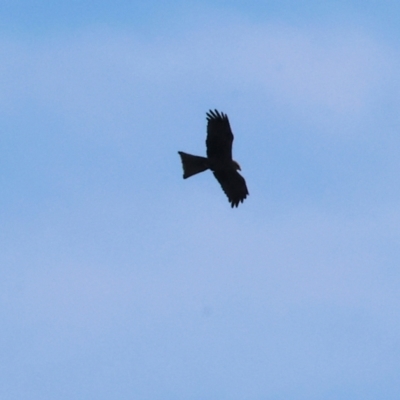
xmin=178 ymin=110 xmax=249 ymax=208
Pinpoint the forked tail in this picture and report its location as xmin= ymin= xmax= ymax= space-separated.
xmin=178 ymin=151 xmax=209 ymax=179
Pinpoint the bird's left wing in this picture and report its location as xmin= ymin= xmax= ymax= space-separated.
xmin=213 ymin=169 xmax=249 ymax=208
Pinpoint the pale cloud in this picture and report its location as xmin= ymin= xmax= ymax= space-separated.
xmin=2 ymin=6 xmax=400 ymax=399
xmin=2 ymin=197 xmax=399 ymax=398
xmin=7 ymin=194 xmax=398 ymax=327
xmin=1 ymin=19 xmax=398 ymax=133
xmin=236 ymin=26 xmax=395 ymax=117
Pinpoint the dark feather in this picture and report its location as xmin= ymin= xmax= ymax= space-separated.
xmin=178 ymin=109 xmax=249 ymax=208
xmin=206 ymin=109 xmax=233 ymax=163
xmin=178 ymin=151 xmax=209 ymax=179
xmin=213 ymin=169 xmax=249 ymax=208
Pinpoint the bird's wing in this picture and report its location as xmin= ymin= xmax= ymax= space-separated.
xmin=206 ymin=109 xmax=233 ymax=163
xmin=213 ymin=169 xmax=249 ymax=208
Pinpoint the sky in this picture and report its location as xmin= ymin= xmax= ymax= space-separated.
xmin=1 ymin=1 xmax=400 ymax=399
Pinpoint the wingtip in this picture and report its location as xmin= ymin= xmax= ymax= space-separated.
xmin=206 ymin=109 xmax=227 ymax=121
xmin=230 ymin=200 xmax=240 ymax=208
xmin=230 ymin=195 xmax=248 ymax=208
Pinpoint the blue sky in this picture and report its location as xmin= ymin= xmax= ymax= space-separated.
xmin=1 ymin=1 xmax=400 ymax=399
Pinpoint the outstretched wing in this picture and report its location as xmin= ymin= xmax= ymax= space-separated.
xmin=206 ymin=109 xmax=233 ymax=163
xmin=213 ymin=169 xmax=249 ymax=208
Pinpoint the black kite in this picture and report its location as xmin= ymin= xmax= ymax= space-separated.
xmin=178 ymin=110 xmax=249 ymax=208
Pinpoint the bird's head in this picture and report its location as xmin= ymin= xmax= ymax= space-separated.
xmin=232 ymin=160 xmax=241 ymax=171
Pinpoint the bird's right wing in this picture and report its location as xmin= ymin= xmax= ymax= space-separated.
xmin=206 ymin=110 xmax=234 ymax=163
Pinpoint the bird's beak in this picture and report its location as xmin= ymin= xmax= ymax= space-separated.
xmin=232 ymin=160 xmax=241 ymax=171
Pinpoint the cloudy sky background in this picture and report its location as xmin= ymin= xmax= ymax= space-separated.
xmin=1 ymin=1 xmax=400 ymax=399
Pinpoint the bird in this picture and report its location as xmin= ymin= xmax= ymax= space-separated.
xmin=178 ymin=109 xmax=249 ymax=208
